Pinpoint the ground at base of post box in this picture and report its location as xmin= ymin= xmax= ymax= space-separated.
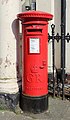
xmin=0 ymin=96 xmax=70 ymax=120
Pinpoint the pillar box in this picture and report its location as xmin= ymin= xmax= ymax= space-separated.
xmin=17 ymin=11 xmax=53 ymax=113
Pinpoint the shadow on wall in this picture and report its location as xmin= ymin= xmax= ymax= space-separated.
xmin=12 ymin=19 xmax=22 ymax=86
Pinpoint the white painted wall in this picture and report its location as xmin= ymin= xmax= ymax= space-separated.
xmin=54 ymin=0 xmax=61 ymax=69
xmin=0 ymin=0 xmax=21 ymax=94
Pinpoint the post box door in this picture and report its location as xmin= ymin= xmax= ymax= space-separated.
xmin=22 ymin=25 xmax=48 ymax=96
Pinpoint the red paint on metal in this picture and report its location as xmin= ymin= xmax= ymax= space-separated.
xmin=17 ymin=11 xmax=53 ymax=97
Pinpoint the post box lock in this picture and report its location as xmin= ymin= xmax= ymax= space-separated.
xmin=40 ymin=60 xmax=47 ymax=69
xmin=43 ymin=60 xmax=46 ymax=65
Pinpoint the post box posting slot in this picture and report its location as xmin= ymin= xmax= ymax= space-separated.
xmin=26 ymin=27 xmax=43 ymax=35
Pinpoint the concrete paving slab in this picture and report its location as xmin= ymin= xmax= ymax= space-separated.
xmin=0 ymin=97 xmax=69 ymax=120
xmin=0 ymin=111 xmax=15 ymax=120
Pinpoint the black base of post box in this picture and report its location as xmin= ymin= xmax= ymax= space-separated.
xmin=20 ymin=94 xmax=48 ymax=113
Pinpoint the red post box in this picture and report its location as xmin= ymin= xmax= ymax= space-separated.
xmin=17 ymin=11 xmax=53 ymax=113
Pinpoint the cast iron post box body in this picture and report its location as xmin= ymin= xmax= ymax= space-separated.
xmin=17 ymin=11 xmax=53 ymax=113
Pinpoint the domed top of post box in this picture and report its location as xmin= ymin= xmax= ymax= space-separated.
xmin=17 ymin=11 xmax=53 ymax=21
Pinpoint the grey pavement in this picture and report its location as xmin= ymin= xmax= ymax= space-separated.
xmin=0 ymin=97 xmax=70 ymax=120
